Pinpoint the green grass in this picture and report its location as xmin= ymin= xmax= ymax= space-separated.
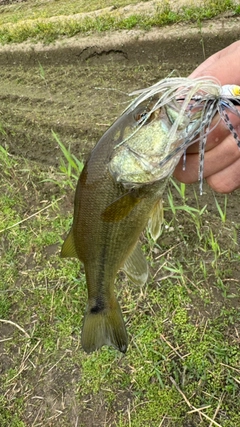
xmin=0 ymin=0 xmax=239 ymax=44
xmin=0 ymin=0 xmax=143 ymax=24
xmin=0 ymin=141 xmax=239 ymax=426
xmin=51 ymin=130 xmax=84 ymax=187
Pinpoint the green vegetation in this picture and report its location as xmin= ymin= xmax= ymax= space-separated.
xmin=51 ymin=130 xmax=84 ymax=188
xmin=0 ymin=0 xmax=239 ymax=44
xmin=0 ymin=139 xmax=239 ymax=426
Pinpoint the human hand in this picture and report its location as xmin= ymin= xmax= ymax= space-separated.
xmin=174 ymin=40 xmax=240 ymax=193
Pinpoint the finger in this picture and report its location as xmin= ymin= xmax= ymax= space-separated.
xmin=190 ymin=41 xmax=240 ymax=84
xmin=174 ymin=129 xmax=240 ymax=183
xmin=206 ymin=157 xmax=240 ymax=193
xmin=186 ymin=112 xmax=240 ymax=154
xmin=189 ymin=41 xmax=240 ymax=77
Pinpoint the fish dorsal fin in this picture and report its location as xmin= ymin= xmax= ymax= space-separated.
xmin=122 ymin=243 xmax=148 ymax=285
xmin=101 ymin=191 xmax=141 ymax=222
xmin=148 ymin=198 xmax=164 ymax=241
xmin=60 ymin=229 xmax=78 ymax=258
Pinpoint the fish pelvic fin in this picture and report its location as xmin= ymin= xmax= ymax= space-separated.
xmin=148 ymin=198 xmax=164 ymax=240
xmin=60 ymin=228 xmax=78 ymax=258
xmin=122 ymin=243 xmax=148 ymax=285
xmin=81 ymin=296 xmax=128 ymax=354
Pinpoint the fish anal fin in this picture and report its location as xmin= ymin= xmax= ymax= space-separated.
xmin=148 ymin=198 xmax=164 ymax=241
xmin=122 ymin=243 xmax=148 ymax=285
xmin=101 ymin=192 xmax=141 ymax=222
xmin=60 ymin=229 xmax=78 ymax=258
xmin=81 ymin=297 xmax=128 ymax=353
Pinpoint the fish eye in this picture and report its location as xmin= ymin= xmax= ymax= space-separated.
xmin=134 ymin=108 xmax=151 ymax=125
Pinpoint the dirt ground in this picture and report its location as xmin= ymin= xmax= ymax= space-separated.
xmin=0 ymin=12 xmax=240 ymax=427
xmin=1 ymin=16 xmax=240 ymax=217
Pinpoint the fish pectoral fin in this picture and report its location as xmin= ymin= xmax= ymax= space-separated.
xmin=101 ymin=192 xmax=141 ymax=222
xmin=122 ymin=243 xmax=148 ymax=285
xmin=148 ymin=198 xmax=164 ymax=241
xmin=60 ymin=229 xmax=78 ymax=258
xmin=81 ymin=297 xmax=128 ymax=354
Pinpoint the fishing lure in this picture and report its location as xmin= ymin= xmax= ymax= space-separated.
xmin=129 ymin=77 xmax=240 ymax=194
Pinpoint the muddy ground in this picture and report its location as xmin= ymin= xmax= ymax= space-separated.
xmin=0 ymin=14 xmax=240 ymax=427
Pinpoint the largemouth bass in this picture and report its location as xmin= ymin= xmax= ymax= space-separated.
xmin=61 ymin=77 xmax=232 ymax=353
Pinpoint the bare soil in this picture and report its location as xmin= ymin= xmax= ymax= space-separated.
xmin=1 ymin=17 xmax=240 ymax=217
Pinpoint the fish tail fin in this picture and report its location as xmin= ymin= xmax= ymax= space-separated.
xmin=81 ymin=297 xmax=128 ymax=354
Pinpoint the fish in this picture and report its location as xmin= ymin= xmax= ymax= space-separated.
xmin=61 ymin=76 xmax=240 ymax=353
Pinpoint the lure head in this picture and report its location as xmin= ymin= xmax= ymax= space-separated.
xmin=232 ymin=86 xmax=240 ymax=96
xmin=220 ymin=84 xmax=240 ymax=97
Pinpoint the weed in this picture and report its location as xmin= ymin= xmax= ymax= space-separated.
xmin=170 ymin=177 xmax=186 ymax=201
xmin=0 ymin=123 xmax=7 ymax=137
xmin=50 ymin=130 xmax=83 ymax=188
xmin=166 ymin=179 xmax=207 ymax=243
xmin=214 ymin=193 xmax=228 ymax=223
xmin=0 ymin=145 xmax=15 ymax=170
